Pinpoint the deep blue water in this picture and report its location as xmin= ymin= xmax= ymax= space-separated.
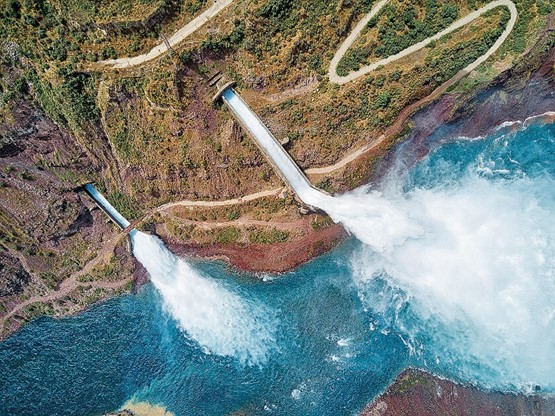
xmin=1 ymin=120 xmax=554 ymax=416
xmin=0 ymin=243 xmax=408 ymax=416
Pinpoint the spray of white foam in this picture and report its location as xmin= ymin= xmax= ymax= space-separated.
xmin=243 ymin=104 xmax=555 ymax=388
xmin=278 ymin=114 xmax=555 ymax=390
xmin=129 ymin=230 xmax=276 ymax=365
xmin=224 ymin=88 xmax=555 ymax=388
xmin=342 ymin=174 xmax=555 ymax=390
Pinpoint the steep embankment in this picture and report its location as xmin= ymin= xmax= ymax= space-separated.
xmin=362 ymin=369 xmax=555 ymax=416
xmin=372 ymin=19 xmax=555 ymax=181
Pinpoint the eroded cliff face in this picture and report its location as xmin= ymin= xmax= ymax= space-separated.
xmin=0 ymin=96 xmax=92 ymax=269
xmin=0 ymin=97 xmax=92 ymax=233
xmin=379 ymin=28 xmax=555 ymax=174
xmin=0 ymin=248 xmax=30 ymax=297
xmin=362 ymin=369 xmax=555 ymax=416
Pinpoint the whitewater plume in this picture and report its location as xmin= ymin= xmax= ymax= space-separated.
xmin=224 ymin=85 xmax=555 ymax=390
xmin=83 ymin=180 xmax=276 ymax=365
xmin=334 ymin=125 xmax=555 ymax=391
xmin=348 ymin=174 xmax=555 ymax=390
xmin=129 ymin=230 xmax=276 ymax=365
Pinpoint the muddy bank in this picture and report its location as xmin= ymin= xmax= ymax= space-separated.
xmin=362 ymin=369 xmax=555 ymax=416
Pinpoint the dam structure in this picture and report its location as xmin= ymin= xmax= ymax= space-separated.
xmin=83 ymin=183 xmax=130 ymax=229
xmin=80 ymin=182 xmax=276 ymax=365
xmin=219 ymin=88 xmax=332 ymax=211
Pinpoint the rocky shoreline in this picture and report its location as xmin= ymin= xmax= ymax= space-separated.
xmin=362 ymin=369 xmax=555 ymax=416
xmin=374 ymin=21 xmax=555 ymax=181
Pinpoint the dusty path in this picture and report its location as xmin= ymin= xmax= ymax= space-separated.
xmin=157 ymin=188 xmax=283 ymax=211
xmin=307 ymin=63 xmax=478 ymax=177
xmin=329 ymin=0 xmax=517 ymax=84
xmin=306 ymin=143 xmax=376 ymax=175
xmin=2 ymin=275 xmax=132 ymax=326
xmin=161 ymin=215 xmax=307 ymax=230
xmin=99 ymin=0 xmax=234 ymax=69
xmin=0 ymin=231 xmax=133 ymax=329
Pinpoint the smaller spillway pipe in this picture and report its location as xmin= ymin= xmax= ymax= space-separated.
xmin=221 ymin=89 xmax=332 ymax=211
xmin=83 ymin=184 xmax=131 ymax=229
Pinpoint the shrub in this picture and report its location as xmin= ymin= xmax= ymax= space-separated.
xmin=216 ymin=227 xmax=240 ymax=244
xmin=249 ymin=228 xmax=289 ymax=244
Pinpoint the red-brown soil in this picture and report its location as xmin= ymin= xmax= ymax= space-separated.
xmin=165 ymin=219 xmax=348 ymax=273
xmin=362 ymin=369 xmax=555 ymax=416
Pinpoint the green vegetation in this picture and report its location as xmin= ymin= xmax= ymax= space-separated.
xmin=59 ymin=0 xmax=161 ymax=24
xmin=166 ymin=221 xmax=195 ymax=240
xmin=311 ymin=215 xmax=333 ymax=231
xmin=249 ymin=228 xmax=290 ymax=244
xmin=425 ymin=8 xmax=511 ymax=83
xmin=77 ymin=254 xmax=125 ymax=283
xmin=394 ymin=372 xmax=430 ymax=395
xmin=227 ymin=209 xmax=241 ymax=221
xmin=201 ymin=19 xmax=245 ymax=53
xmin=215 ymin=226 xmax=240 ymax=244
xmin=108 ymin=191 xmax=141 ymax=221
xmin=337 ymin=0 xmax=461 ymax=75
xmin=244 ymin=0 xmax=373 ymax=74
xmin=111 ymin=127 xmax=136 ymax=161
xmin=338 ymin=0 xmax=463 ymax=75
xmin=17 ymin=170 xmax=34 ymax=180
xmin=500 ymin=0 xmax=552 ymax=55
xmin=21 ymin=301 xmax=55 ymax=321
xmin=40 ymin=272 xmax=60 ymax=290
xmin=23 ymin=68 xmax=100 ymax=140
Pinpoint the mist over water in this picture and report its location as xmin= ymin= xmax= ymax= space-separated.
xmin=138 ymin=94 xmax=555 ymax=391
xmin=326 ymin=122 xmax=555 ymax=391
xmin=129 ymin=230 xmax=277 ymax=365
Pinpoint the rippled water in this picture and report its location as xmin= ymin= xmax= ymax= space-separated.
xmin=0 ymin=120 xmax=553 ymax=416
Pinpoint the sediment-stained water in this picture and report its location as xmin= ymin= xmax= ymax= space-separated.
xmin=0 ymin=120 xmax=553 ymax=416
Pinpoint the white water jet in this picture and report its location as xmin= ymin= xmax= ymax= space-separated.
xmin=322 ymin=167 xmax=555 ymax=389
xmin=346 ymin=174 xmax=555 ymax=390
xmin=85 ymin=182 xmax=276 ymax=365
xmin=222 ymin=89 xmax=333 ymax=209
xmin=223 ymin=88 xmax=554 ymax=389
xmin=84 ymin=183 xmax=130 ymax=228
xmin=129 ymin=230 xmax=277 ymax=365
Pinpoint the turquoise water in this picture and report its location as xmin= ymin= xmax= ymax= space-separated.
xmin=1 ymin=120 xmax=554 ymax=415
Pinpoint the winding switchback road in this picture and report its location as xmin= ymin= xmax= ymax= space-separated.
xmin=329 ymin=0 xmax=517 ymax=84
